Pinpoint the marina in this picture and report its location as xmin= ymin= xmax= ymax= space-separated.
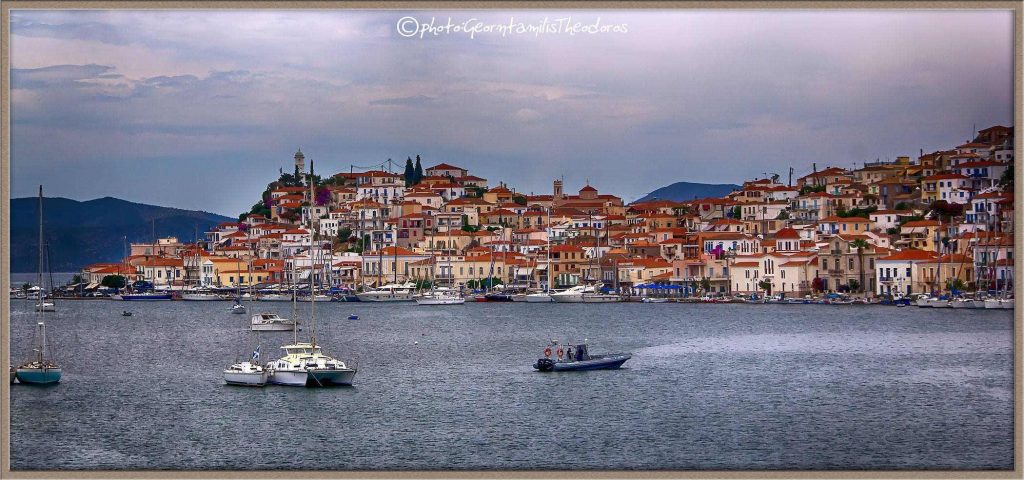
xmin=8 ymin=299 xmax=1013 ymax=470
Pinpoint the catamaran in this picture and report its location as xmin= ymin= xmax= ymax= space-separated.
xmin=266 ymin=169 xmax=357 ymax=387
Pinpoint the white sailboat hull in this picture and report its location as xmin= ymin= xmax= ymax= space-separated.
xmin=35 ymin=302 xmax=55 ymax=312
xmin=251 ymin=322 xmax=295 ymax=332
xmin=926 ymin=299 xmax=951 ymax=308
xmin=223 ymin=370 xmax=268 ymax=386
xmin=984 ymin=299 xmax=1014 ymax=309
xmin=357 ymin=292 xmax=416 ymax=302
xmin=525 ymin=294 xmax=554 ymax=303
xmin=181 ymin=293 xmax=224 ymax=301
xmin=415 ymin=297 xmax=466 ymax=305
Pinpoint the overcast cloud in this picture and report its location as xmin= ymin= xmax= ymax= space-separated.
xmin=10 ymin=9 xmax=1014 ymax=216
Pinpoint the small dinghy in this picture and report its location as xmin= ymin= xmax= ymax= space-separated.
xmin=122 ymin=311 xmax=133 ymax=317
xmin=348 ymin=314 xmax=359 ymax=320
xmin=533 ymin=341 xmax=631 ymax=372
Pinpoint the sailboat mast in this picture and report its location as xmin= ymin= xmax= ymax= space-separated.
xmin=546 ymin=207 xmax=552 ymax=291
xmin=38 ymin=185 xmax=44 ymax=296
xmin=309 ymin=162 xmax=317 ymax=347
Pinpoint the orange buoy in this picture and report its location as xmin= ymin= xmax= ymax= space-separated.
xmin=543 ymin=347 xmax=552 ymax=358
xmin=556 ymin=348 xmax=564 ymax=358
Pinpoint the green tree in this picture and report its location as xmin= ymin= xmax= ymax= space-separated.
xmin=946 ymin=278 xmax=967 ymax=292
xmin=894 ymin=202 xmax=908 ymax=211
xmin=404 ymin=157 xmax=415 ymax=187
xmin=848 ymin=279 xmax=861 ymax=292
xmin=999 ymin=164 xmax=1014 ymax=190
xmin=21 ymin=282 xmax=31 ymax=292
xmin=799 ymin=185 xmax=827 ymax=195
xmin=413 ymin=155 xmax=424 ymax=184
xmin=101 ymin=275 xmax=127 ymax=289
xmin=700 ymin=277 xmax=712 ymax=293
xmin=776 ymin=210 xmax=790 ymax=220
xmin=70 ymin=274 xmax=85 ymax=285
xmin=757 ymin=279 xmax=773 ymax=294
xmin=465 ymin=186 xmax=487 ymax=198
xmin=886 ymin=227 xmax=900 ymax=235
xmin=851 ymin=238 xmax=870 ymax=293
xmin=512 ymin=195 xmax=527 ymax=206
xmin=338 ymin=227 xmax=353 ymax=242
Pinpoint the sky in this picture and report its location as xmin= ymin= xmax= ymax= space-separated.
xmin=9 ymin=9 xmax=1015 ymax=216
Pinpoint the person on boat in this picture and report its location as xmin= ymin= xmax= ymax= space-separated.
xmin=565 ymin=346 xmax=573 ymax=362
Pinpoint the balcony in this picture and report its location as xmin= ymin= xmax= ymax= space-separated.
xmin=827 ymin=269 xmax=844 ymax=276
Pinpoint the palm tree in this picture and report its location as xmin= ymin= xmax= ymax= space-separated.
xmin=851 ymin=238 xmax=870 ymax=293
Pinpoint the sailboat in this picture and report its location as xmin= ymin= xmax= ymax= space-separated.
xmin=17 ymin=186 xmax=62 ymax=385
xmin=230 ymin=257 xmax=247 ymax=314
xmin=266 ymin=167 xmax=357 ymax=386
xmin=224 ymin=273 xmax=267 ymax=387
xmin=223 ymin=337 xmax=267 ymax=386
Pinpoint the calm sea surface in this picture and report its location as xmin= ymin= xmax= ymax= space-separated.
xmin=8 ymin=300 xmax=1014 ymax=471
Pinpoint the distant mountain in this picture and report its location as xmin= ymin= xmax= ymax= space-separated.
xmin=636 ymin=181 xmax=741 ymax=203
xmin=10 ymin=196 xmax=234 ymax=273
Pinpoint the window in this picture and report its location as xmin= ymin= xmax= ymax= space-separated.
xmin=906 ymin=267 xmax=911 ymax=276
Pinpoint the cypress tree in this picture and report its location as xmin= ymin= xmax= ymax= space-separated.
xmin=404 ymin=157 xmax=415 ymax=187
xmin=414 ymin=155 xmax=424 ymax=184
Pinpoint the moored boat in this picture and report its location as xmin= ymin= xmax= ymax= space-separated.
xmin=114 ymin=292 xmax=173 ymax=301
xmin=223 ymin=360 xmax=268 ymax=387
xmin=415 ymin=287 xmax=466 ymax=305
xmin=15 ymin=321 xmax=62 ymax=385
xmin=525 ymin=292 xmax=554 ymax=303
xmin=549 ymin=285 xmax=592 ymax=303
xmin=181 ymin=289 xmax=225 ymax=301
xmin=356 ymin=282 xmax=417 ymax=302
xmin=250 ymin=312 xmax=295 ymax=331
xmin=265 ymin=342 xmax=357 ymax=386
xmin=984 ymin=298 xmax=1014 ymax=309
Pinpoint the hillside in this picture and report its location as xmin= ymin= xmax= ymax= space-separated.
xmin=10 ymin=196 xmax=234 ymax=273
xmin=636 ymin=181 xmax=741 ymax=202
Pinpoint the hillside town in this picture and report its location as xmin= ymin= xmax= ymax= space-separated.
xmin=75 ymin=125 xmax=1015 ymax=303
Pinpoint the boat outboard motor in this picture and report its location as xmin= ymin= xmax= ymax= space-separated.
xmin=534 ymin=358 xmax=555 ymax=371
